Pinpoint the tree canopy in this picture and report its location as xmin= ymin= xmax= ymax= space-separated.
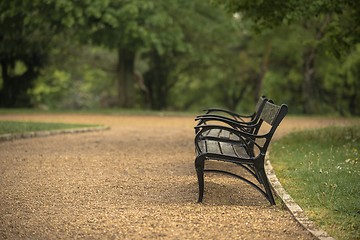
xmin=1 ymin=0 xmax=359 ymax=115
xmin=0 ymin=0 xmax=95 ymax=107
xmin=212 ymin=0 xmax=360 ymax=57
xmin=211 ymin=0 xmax=360 ymax=114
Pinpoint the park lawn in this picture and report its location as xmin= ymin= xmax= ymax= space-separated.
xmin=0 ymin=121 xmax=99 ymax=135
xmin=270 ymin=125 xmax=360 ymax=240
xmin=0 ymin=108 xmax=195 ymax=116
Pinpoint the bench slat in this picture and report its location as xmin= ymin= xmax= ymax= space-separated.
xmin=219 ymin=141 xmax=236 ymax=157
xmin=233 ymin=144 xmax=249 ymax=159
xmin=198 ymin=138 xmax=249 ymax=159
xmin=206 ymin=140 xmax=221 ymax=154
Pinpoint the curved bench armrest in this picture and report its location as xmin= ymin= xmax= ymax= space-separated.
xmin=196 ymin=114 xmax=258 ymax=126
xmin=203 ymin=108 xmax=255 ymax=121
xmin=195 ymin=116 xmax=257 ymax=132
xmin=203 ymin=108 xmax=241 ymax=118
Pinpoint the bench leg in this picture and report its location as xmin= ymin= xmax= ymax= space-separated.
xmin=195 ymin=156 xmax=205 ymax=203
xmin=258 ymin=168 xmax=275 ymax=205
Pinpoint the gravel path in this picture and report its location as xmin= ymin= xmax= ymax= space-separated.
xmin=1 ymin=114 xmax=358 ymax=239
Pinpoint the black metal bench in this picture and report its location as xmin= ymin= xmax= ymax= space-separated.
xmin=194 ymin=101 xmax=288 ymax=205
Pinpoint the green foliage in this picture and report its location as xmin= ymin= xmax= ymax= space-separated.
xmin=0 ymin=0 xmax=97 ymax=107
xmin=141 ymin=0 xmax=241 ymax=110
xmin=212 ymin=0 xmax=360 ymax=57
xmin=271 ymin=125 xmax=360 ymax=240
xmin=87 ymin=0 xmax=189 ymax=53
xmin=2 ymin=0 xmax=360 ymax=115
xmin=30 ymin=69 xmax=71 ymax=108
xmin=29 ymin=43 xmax=117 ymax=109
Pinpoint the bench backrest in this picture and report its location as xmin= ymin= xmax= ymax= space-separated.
xmin=248 ymin=101 xmax=288 ymax=158
xmin=238 ymin=95 xmax=268 ymax=123
xmin=252 ymin=96 xmax=268 ymax=122
xmin=234 ymin=96 xmax=269 ymax=134
xmin=260 ymin=101 xmax=287 ymax=126
xmin=237 ymin=96 xmax=271 ymax=134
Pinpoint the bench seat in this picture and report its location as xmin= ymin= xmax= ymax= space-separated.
xmin=197 ymin=129 xmax=249 ymax=159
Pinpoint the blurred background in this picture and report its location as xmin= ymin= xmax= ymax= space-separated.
xmin=1 ymin=0 xmax=359 ymax=115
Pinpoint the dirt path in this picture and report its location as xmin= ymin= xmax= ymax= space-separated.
xmin=0 ymin=114 xmax=359 ymax=239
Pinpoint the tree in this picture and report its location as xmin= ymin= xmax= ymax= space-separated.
xmin=0 ymin=0 xmax=244 ymax=110
xmin=88 ymin=0 xmax=242 ymax=110
xmin=212 ymin=0 xmax=360 ymax=114
xmin=0 ymin=1 xmax=49 ymax=107
xmin=87 ymin=0 xmax=178 ymax=108
xmin=0 ymin=0 xmax=99 ymax=107
xmin=212 ymin=0 xmax=360 ymax=56
xmin=141 ymin=1 xmax=236 ymax=110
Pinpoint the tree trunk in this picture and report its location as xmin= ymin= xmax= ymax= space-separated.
xmin=0 ymin=59 xmax=36 ymax=108
xmin=301 ymin=16 xmax=331 ymax=114
xmin=302 ymin=47 xmax=317 ymax=114
xmin=144 ymin=51 xmax=171 ymax=110
xmin=0 ymin=60 xmax=12 ymax=107
xmin=117 ymin=48 xmax=136 ymax=108
xmin=254 ymin=40 xmax=272 ymax=103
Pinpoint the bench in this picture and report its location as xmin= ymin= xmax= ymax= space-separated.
xmin=194 ymin=101 xmax=288 ymax=205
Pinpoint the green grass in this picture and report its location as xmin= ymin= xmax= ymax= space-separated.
xmin=0 ymin=108 xmax=196 ymax=116
xmin=271 ymin=125 xmax=360 ymax=240
xmin=0 ymin=121 xmax=99 ymax=135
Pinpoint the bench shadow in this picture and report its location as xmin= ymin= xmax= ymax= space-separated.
xmin=193 ymin=161 xmax=270 ymax=206
xmin=154 ymin=175 xmax=270 ymax=207
xmin=196 ymin=179 xmax=270 ymax=206
xmin=111 ymin=160 xmax=271 ymax=207
xmin=166 ymin=160 xmax=272 ymax=206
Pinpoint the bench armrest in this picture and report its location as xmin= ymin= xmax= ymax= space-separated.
xmin=195 ymin=115 xmax=257 ymax=132
xmin=203 ymin=108 xmax=241 ymax=117
xmin=195 ymin=124 xmax=265 ymax=139
xmin=196 ymin=114 xmax=258 ymax=125
xmin=203 ymin=108 xmax=254 ymax=121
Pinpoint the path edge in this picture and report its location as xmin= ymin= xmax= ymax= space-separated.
xmin=265 ymin=154 xmax=336 ymax=240
xmin=0 ymin=126 xmax=110 ymax=142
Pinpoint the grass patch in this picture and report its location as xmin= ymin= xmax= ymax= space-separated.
xmin=0 ymin=108 xmax=196 ymax=116
xmin=0 ymin=121 xmax=99 ymax=135
xmin=271 ymin=125 xmax=360 ymax=240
